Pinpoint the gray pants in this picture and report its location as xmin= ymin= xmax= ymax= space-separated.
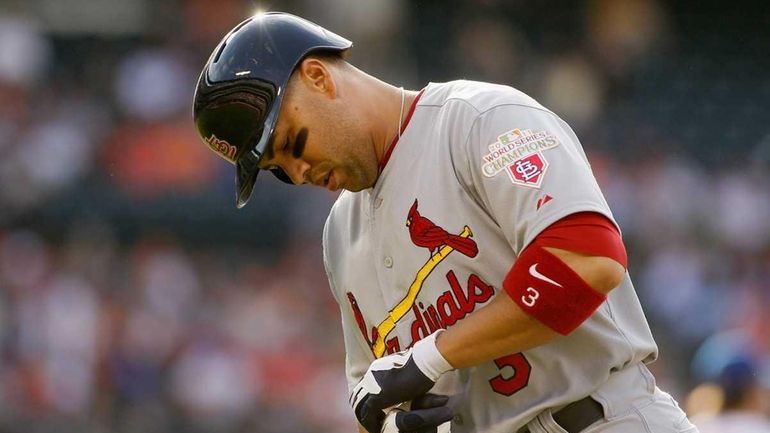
xmin=523 ymin=364 xmax=699 ymax=433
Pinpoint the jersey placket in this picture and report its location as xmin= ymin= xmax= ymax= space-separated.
xmin=366 ymin=86 xmax=423 ymax=310
xmin=369 ymin=190 xmax=400 ymax=347
xmin=371 ymin=165 xmax=422 ymax=355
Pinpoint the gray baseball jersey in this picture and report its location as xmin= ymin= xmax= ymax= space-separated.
xmin=323 ymin=80 xmax=658 ymax=433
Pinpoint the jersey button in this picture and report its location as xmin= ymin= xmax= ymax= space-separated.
xmin=453 ymin=414 xmax=463 ymax=425
xmin=384 ymin=256 xmax=393 ymax=268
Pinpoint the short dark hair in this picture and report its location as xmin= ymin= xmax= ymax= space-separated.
xmin=307 ymin=49 xmax=348 ymax=63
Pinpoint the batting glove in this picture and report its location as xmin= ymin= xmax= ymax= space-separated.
xmin=381 ymin=395 xmax=453 ymax=433
xmin=351 ymin=331 xmax=454 ymax=433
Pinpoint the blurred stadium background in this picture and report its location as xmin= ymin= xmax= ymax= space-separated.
xmin=0 ymin=0 xmax=769 ymax=432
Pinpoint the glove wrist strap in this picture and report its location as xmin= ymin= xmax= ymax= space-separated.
xmin=412 ymin=330 xmax=453 ymax=381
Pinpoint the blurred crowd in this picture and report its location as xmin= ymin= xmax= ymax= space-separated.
xmin=0 ymin=0 xmax=768 ymax=432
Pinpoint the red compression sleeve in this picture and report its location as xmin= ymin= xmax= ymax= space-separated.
xmin=504 ymin=245 xmax=606 ymax=335
xmin=530 ymin=212 xmax=627 ymax=268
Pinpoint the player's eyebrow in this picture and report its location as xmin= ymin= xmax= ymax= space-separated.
xmin=260 ymin=126 xmax=308 ymax=168
xmin=292 ymin=127 xmax=308 ymax=159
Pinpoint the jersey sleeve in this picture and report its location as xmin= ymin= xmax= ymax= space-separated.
xmin=322 ymin=216 xmax=374 ymax=394
xmin=457 ymin=103 xmax=617 ymax=255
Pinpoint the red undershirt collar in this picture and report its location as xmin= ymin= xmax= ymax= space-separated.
xmin=378 ymin=88 xmax=425 ymax=173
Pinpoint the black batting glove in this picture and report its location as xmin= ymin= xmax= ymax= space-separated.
xmin=382 ymin=394 xmax=454 ymax=433
xmin=351 ymin=331 xmax=454 ymax=433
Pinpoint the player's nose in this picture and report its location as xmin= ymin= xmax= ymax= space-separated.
xmin=283 ymin=160 xmax=311 ymax=185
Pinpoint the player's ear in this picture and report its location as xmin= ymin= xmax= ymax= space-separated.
xmin=298 ymin=57 xmax=336 ymax=98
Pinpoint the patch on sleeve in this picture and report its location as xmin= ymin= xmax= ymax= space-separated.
xmin=481 ymin=128 xmax=560 ymax=188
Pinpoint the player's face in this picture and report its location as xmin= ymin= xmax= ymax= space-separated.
xmin=258 ymin=61 xmax=379 ymax=192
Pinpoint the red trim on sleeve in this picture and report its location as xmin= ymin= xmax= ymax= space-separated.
xmin=378 ymin=89 xmax=425 ymax=172
xmin=530 ymin=212 xmax=628 ymax=268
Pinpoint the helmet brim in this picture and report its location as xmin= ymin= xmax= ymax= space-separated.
xmin=236 ymin=158 xmax=260 ymax=209
xmin=233 ymin=88 xmax=284 ymax=208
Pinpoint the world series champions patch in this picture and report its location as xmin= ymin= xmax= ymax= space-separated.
xmin=481 ymin=128 xmax=560 ymax=188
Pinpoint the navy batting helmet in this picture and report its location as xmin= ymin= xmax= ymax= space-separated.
xmin=193 ymin=12 xmax=352 ymax=208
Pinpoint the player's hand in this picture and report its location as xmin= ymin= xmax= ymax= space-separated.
xmin=351 ymin=331 xmax=454 ymax=433
xmin=380 ymin=394 xmax=453 ymax=433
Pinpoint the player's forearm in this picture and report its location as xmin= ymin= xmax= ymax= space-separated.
xmin=435 ymin=290 xmax=558 ymax=368
xmin=435 ymin=247 xmax=625 ymax=369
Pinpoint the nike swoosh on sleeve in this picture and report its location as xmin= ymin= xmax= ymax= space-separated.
xmin=528 ymin=263 xmax=563 ymax=287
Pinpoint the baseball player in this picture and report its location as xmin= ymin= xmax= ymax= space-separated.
xmin=192 ymin=12 xmax=699 ymax=433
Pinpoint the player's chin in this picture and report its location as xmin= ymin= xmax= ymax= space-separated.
xmin=332 ymin=165 xmax=375 ymax=192
xmin=335 ymin=170 xmax=368 ymax=192
xmin=344 ymin=176 xmax=374 ymax=192
xmin=345 ymin=184 xmax=366 ymax=192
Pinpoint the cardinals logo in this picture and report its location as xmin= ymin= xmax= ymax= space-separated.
xmin=361 ymin=199 xmax=479 ymax=358
xmin=407 ymin=199 xmax=478 ymax=258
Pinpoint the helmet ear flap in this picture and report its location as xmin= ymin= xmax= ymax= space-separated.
xmin=270 ymin=167 xmax=294 ymax=184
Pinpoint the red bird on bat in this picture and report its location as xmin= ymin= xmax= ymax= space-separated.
xmin=406 ymin=199 xmax=478 ymax=258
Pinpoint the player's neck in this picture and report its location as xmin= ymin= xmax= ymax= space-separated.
xmin=350 ymin=71 xmax=417 ymax=167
